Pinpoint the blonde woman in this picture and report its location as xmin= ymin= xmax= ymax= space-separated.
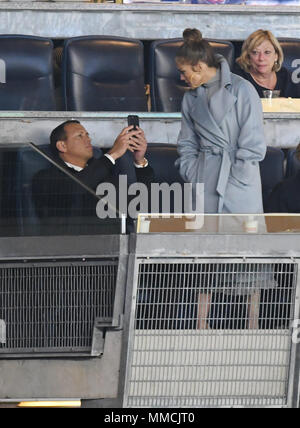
xmin=235 ymin=29 xmax=300 ymax=98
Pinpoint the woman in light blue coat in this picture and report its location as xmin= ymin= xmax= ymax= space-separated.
xmin=175 ymin=29 xmax=274 ymax=329
xmin=175 ymin=29 xmax=266 ymax=214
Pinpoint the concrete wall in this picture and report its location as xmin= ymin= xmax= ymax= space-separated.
xmin=0 ymin=112 xmax=299 ymax=149
xmin=0 ymin=3 xmax=300 ymax=40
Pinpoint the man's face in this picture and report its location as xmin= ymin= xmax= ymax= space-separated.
xmin=59 ymin=123 xmax=93 ymax=165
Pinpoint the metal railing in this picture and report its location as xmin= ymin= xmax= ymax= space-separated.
xmin=0 ymin=230 xmax=298 ymax=406
xmin=0 ymin=235 xmax=128 ymax=400
xmin=0 ymin=261 xmax=118 ymax=357
xmin=122 ymin=232 xmax=300 ymax=408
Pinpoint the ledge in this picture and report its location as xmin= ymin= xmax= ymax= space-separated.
xmin=0 ymin=3 xmax=299 ymax=14
xmin=0 ymin=3 xmax=300 ymax=39
xmin=0 ymin=111 xmax=299 ymax=120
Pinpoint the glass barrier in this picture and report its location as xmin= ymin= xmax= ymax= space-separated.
xmin=136 ymin=0 xmax=300 ymax=5
xmin=0 ymin=142 xmax=122 ymax=237
xmin=137 ymin=213 xmax=300 ymax=233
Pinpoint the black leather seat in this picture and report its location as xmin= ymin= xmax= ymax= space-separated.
xmin=279 ymin=39 xmax=300 ymax=78
xmin=15 ymin=145 xmax=103 ymax=235
xmin=0 ymin=35 xmax=56 ymax=110
xmin=259 ymin=147 xmax=285 ymax=212
xmin=147 ymin=143 xmax=183 ymax=185
xmin=62 ymin=36 xmax=148 ymax=112
xmin=148 ymin=144 xmax=284 ymax=214
xmin=146 ymin=143 xmax=184 ymax=214
xmin=286 ymin=147 xmax=300 ymax=178
xmin=149 ymin=38 xmax=235 ymax=112
xmin=15 ymin=144 xmax=140 ymax=235
xmin=13 ymin=143 xmax=285 ymax=234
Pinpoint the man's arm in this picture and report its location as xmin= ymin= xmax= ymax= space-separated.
xmin=79 ymin=125 xmax=155 ymax=189
xmin=76 ymin=126 xmax=135 ymax=189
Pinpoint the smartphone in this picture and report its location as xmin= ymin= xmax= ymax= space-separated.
xmin=127 ymin=115 xmax=139 ymax=130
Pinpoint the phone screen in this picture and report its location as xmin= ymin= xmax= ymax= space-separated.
xmin=127 ymin=115 xmax=139 ymax=130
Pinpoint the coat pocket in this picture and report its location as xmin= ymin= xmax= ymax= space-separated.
xmin=230 ymin=160 xmax=257 ymax=187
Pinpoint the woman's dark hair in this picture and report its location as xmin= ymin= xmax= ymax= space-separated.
xmin=50 ymin=120 xmax=80 ymax=156
xmin=176 ymin=28 xmax=218 ymax=68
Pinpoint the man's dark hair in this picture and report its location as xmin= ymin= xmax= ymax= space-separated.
xmin=50 ymin=120 xmax=81 ymax=156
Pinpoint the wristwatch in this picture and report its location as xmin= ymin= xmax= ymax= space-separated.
xmin=134 ymin=157 xmax=148 ymax=168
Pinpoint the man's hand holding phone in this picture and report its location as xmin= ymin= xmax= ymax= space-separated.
xmin=127 ymin=115 xmax=148 ymax=166
xmin=107 ymin=115 xmax=148 ymax=166
xmin=107 ymin=126 xmax=136 ymax=161
xmin=128 ymin=126 xmax=148 ymax=166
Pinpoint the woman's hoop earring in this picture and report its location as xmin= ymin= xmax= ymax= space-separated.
xmin=190 ymin=73 xmax=200 ymax=88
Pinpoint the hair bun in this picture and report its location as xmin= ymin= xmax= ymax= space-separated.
xmin=183 ymin=28 xmax=203 ymax=43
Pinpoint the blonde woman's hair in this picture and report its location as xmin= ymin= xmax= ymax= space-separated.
xmin=236 ymin=29 xmax=284 ymax=73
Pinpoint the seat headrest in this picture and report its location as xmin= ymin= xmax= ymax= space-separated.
xmin=64 ymin=37 xmax=144 ymax=81
xmin=279 ymin=39 xmax=300 ymax=75
xmin=0 ymin=36 xmax=54 ymax=80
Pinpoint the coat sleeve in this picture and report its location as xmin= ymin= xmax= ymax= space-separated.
xmin=231 ymin=80 xmax=267 ymax=185
xmin=175 ymin=94 xmax=203 ymax=183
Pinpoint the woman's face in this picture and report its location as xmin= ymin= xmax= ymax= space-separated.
xmin=177 ymin=61 xmax=206 ymax=89
xmin=248 ymin=39 xmax=278 ymax=76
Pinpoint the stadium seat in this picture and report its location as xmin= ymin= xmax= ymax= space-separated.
xmin=147 ymin=144 xmax=285 ymax=213
xmin=14 ymin=143 xmax=285 ymax=234
xmin=15 ymin=144 xmax=141 ymax=234
xmin=259 ymin=147 xmax=285 ymax=211
xmin=146 ymin=143 xmax=185 ymax=214
xmin=0 ymin=35 xmax=56 ymax=110
xmin=146 ymin=143 xmax=183 ymax=185
xmin=62 ymin=36 xmax=148 ymax=112
xmin=286 ymin=147 xmax=300 ymax=178
xmin=279 ymin=39 xmax=300 ymax=80
xmin=149 ymin=38 xmax=235 ymax=112
xmin=15 ymin=145 xmax=103 ymax=235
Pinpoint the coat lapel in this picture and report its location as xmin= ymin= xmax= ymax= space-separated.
xmin=189 ymin=55 xmax=237 ymax=146
xmin=190 ymin=86 xmax=229 ymax=147
xmin=209 ymin=86 xmax=237 ymax=125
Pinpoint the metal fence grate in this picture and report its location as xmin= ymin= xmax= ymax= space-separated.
xmin=125 ymin=260 xmax=298 ymax=408
xmin=0 ymin=260 xmax=118 ymax=356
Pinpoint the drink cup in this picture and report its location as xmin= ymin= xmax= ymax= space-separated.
xmin=263 ymin=89 xmax=281 ymax=99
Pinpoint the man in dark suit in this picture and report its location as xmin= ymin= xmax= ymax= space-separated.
xmin=32 ymin=120 xmax=154 ymax=234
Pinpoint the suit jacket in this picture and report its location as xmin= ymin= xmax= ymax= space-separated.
xmin=32 ymin=154 xmax=154 ymax=234
xmin=175 ymin=55 xmax=266 ymax=214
